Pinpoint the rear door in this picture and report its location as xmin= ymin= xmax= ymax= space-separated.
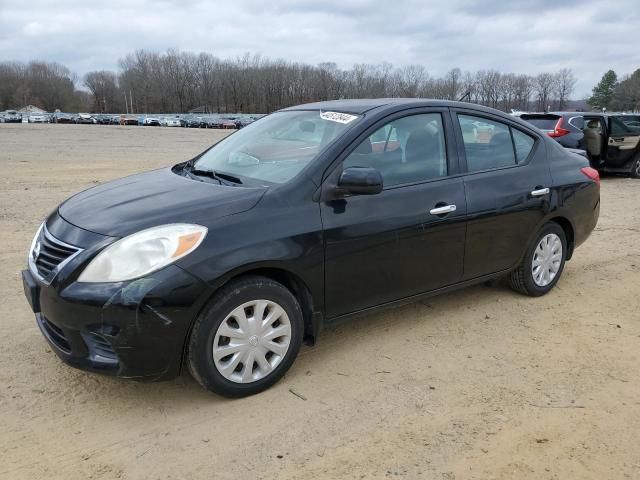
xmin=606 ymin=116 xmax=640 ymax=167
xmin=452 ymin=110 xmax=552 ymax=279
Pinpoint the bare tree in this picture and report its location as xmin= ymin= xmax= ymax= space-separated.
xmin=84 ymin=70 xmax=120 ymax=112
xmin=534 ymin=72 xmax=558 ymax=112
xmin=554 ymin=68 xmax=576 ymax=110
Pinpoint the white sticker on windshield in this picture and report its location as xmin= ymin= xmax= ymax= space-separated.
xmin=320 ymin=111 xmax=358 ymax=124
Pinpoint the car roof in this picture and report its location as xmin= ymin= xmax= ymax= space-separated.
xmin=549 ymin=111 xmax=622 ymax=118
xmin=280 ymin=98 xmax=508 ymax=116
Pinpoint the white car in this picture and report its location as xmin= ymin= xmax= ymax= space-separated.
xmin=161 ymin=117 xmax=181 ymax=127
xmin=143 ymin=117 xmax=161 ymax=126
xmin=28 ymin=114 xmax=48 ymax=123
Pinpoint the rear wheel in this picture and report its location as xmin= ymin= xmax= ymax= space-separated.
xmin=188 ymin=276 xmax=303 ymax=397
xmin=509 ymin=223 xmax=567 ymax=296
xmin=631 ymin=154 xmax=640 ymax=179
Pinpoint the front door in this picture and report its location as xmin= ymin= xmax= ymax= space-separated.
xmin=321 ymin=110 xmax=467 ymax=319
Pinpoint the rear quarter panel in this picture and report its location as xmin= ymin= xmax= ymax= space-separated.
xmin=545 ymin=140 xmax=600 ymax=251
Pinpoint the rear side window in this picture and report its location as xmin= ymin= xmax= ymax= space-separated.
xmin=512 ymin=129 xmax=535 ymax=162
xmin=458 ymin=115 xmax=515 ymax=171
xmin=458 ymin=115 xmax=535 ymax=172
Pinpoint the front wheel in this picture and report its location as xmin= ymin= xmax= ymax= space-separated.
xmin=188 ymin=276 xmax=303 ymax=397
xmin=509 ymin=223 xmax=567 ymax=296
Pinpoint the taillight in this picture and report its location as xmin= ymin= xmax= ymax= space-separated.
xmin=548 ymin=118 xmax=571 ymax=138
xmin=581 ymin=167 xmax=600 ymax=185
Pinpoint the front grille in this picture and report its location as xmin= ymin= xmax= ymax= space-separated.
xmin=39 ymin=315 xmax=71 ymax=353
xmin=32 ymin=227 xmax=81 ymax=280
xmin=82 ymin=333 xmax=118 ymax=364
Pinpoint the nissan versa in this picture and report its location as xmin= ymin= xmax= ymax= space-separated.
xmin=22 ymin=99 xmax=600 ymax=397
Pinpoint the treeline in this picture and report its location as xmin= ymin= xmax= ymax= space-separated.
xmin=0 ymin=61 xmax=90 ymax=112
xmin=588 ymin=69 xmax=640 ymax=111
xmin=0 ymin=48 xmax=634 ymax=114
xmin=106 ymin=51 xmax=579 ymax=114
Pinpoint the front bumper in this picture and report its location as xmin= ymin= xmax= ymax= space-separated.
xmin=22 ymin=263 xmax=210 ymax=381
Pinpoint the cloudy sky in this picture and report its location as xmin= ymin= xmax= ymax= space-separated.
xmin=1 ymin=0 xmax=638 ymax=97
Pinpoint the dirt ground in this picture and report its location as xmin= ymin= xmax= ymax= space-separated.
xmin=1 ymin=123 xmax=639 ymax=480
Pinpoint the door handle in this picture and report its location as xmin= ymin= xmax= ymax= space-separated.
xmin=531 ymin=187 xmax=550 ymax=197
xmin=429 ymin=204 xmax=457 ymax=215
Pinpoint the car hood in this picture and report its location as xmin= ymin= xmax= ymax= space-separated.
xmin=58 ymin=167 xmax=266 ymax=237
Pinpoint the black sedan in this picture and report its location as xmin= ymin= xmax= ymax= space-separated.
xmin=22 ymin=99 xmax=600 ymax=397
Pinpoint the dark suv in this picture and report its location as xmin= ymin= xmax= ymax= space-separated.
xmin=580 ymin=113 xmax=640 ymax=178
xmin=521 ymin=112 xmax=640 ymax=178
xmin=618 ymin=114 xmax=640 ymax=130
xmin=519 ymin=113 xmax=585 ymax=149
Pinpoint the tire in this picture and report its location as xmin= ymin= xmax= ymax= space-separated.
xmin=631 ymin=155 xmax=640 ymax=179
xmin=508 ymin=223 xmax=567 ymax=297
xmin=188 ymin=276 xmax=303 ymax=397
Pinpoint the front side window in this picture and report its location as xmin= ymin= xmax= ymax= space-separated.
xmin=343 ymin=113 xmax=447 ymax=187
xmin=194 ymin=110 xmax=360 ymax=185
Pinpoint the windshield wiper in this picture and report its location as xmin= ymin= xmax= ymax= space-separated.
xmin=211 ymin=170 xmax=243 ymax=184
xmin=189 ymin=167 xmax=243 ymax=185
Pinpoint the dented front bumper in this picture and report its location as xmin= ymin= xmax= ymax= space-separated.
xmin=23 ymin=264 xmax=209 ymax=381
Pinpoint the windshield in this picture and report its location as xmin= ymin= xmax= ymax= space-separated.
xmin=193 ymin=110 xmax=360 ymax=184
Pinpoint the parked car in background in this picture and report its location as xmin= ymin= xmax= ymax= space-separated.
xmin=52 ymin=112 xmax=75 ymax=124
xmin=618 ymin=114 xmax=640 ymax=131
xmin=234 ymin=118 xmax=254 ymax=129
xmin=519 ymin=113 xmax=585 ymax=149
xmin=184 ymin=116 xmax=206 ymax=128
xmin=143 ymin=117 xmax=161 ymax=126
xmin=220 ymin=119 xmax=237 ymax=129
xmin=93 ymin=114 xmax=112 ymax=125
xmin=28 ymin=113 xmax=49 ymax=123
xmin=22 ymin=99 xmax=600 ymax=397
xmin=161 ymin=117 xmax=182 ymax=127
xmin=4 ymin=110 xmax=22 ymax=123
xmin=119 ymin=114 xmax=138 ymax=125
xmin=75 ymin=113 xmax=97 ymax=124
xmin=583 ymin=114 xmax=640 ymax=178
xmin=205 ymin=118 xmax=224 ymax=129
xmin=521 ymin=112 xmax=640 ymax=178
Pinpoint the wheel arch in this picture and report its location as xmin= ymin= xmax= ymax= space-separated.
xmin=229 ymin=267 xmax=320 ymax=346
xmin=185 ymin=262 xmax=321 ymax=355
xmin=548 ymin=216 xmax=575 ymax=260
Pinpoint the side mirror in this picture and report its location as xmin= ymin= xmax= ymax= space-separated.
xmin=337 ymin=167 xmax=383 ymax=195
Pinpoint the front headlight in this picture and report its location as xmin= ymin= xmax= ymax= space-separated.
xmin=78 ymin=224 xmax=207 ymax=283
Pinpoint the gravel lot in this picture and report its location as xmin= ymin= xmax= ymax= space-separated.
xmin=1 ymin=123 xmax=639 ymax=480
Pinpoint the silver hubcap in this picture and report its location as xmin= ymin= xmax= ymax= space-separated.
xmin=212 ymin=300 xmax=292 ymax=383
xmin=635 ymin=159 xmax=640 ymax=176
xmin=531 ymin=233 xmax=563 ymax=287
